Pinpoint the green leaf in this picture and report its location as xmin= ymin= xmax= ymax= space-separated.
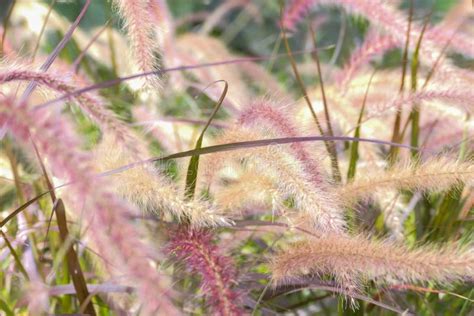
xmin=459 ymin=289 xmax=474 ymax=316
xmin=347 ymin=70 xmax=376 ymax=181
xmin=0 ymin=192 xmax=49 ymax=228
xmin=0 ymin=298 xmax=14 ymax=316
xmin=0 ymin=230 xmax=29 ymax=281
xmin=388 ymin=0 xmax=414 ymax=165
xmin=184 ymin=80 xmax=228 ymax=200
xmin=410 ymin=12 xmax=431 ymax=159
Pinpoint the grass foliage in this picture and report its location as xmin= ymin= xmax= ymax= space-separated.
xmin=0 ymin=0 xmax=473 ymax=315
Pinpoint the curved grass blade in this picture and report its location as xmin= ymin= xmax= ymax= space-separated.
xmin=185 ymin=80 xmax=228 ymax=199
xmin=0 ymin=192 xmax=49 ymax=228
xmin=102 ymin=135 xmax=416 ymax=178
xmin=32 ymin=46 xmax=333 ymax=111
xmin=0 ymin=136 xmax=416 ymax=228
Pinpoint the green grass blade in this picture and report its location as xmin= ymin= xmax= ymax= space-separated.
xmin=428 ymin=121 xmax=470 ymax=241
xmin=0 ymin=230 xmax=29 ymax=280
xmin=388 ymin=0 xmax=414 ymax=165
xmin=0 ymin=193 xmax=49 ymax=228
xmin=410 ymin=12 xmax=431 ymax=159
xmin=184 ymin=80 xmax=228 ymax=199
xmin=429 ymin=187 xmax=464 ymax=241
xmin=347 ymin=70 xmax=376 ymax=181
xmin=459 ymin=289 xmax=474 ymax=316
xmin=308 ymin=23 xmax=341 ymax=183
xmin=0 ymin=298 xmax=14 ymax=316
xmin=279 ymin=4 xmax=341 ymax=182
xmin=5 ymin=140 xmax=25 ymax=203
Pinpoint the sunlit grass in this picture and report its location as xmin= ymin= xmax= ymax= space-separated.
xmin=0 ymin=0 xmax=472 ymax=315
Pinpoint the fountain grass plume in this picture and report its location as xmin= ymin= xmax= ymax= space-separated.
xmin=272 ymin=234 xmax=474 ymax=289
xmin=113 ymin=0 xmax=161 ymax=88
xmin=167 ymin=228 xmax=243 ymax=316
xmin=0 ymin=95 xmax=177 ymax=315
xmin=210 ymin=126 xmax=347 ymax=233
xmin=94 ymin=134 xmax=231 ymax=227
xmin=338 ymin=157 xmax=474 ymax=204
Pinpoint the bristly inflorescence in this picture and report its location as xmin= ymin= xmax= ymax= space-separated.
xmin=339 ymin=157 xmax=474 ymax=204
xmin=271 ymin=234 xmax=474 ymax=288
xmin=167 ymin=228 xmax=243 ymax=316
xmin=113 ymin=0 xmax=163 ymax=88
xmin=93 ymin=134 xmax=231 ymax=227
xmin=0 ymin=96 xmax=177 ymax=315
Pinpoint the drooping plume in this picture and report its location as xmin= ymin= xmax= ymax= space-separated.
xmin=238 ymin=99 xmax=324 ymax=185
xmin=0 ymin=64 xmax=139 ymax=150
xmin=272 ymin=234 xmax=474 ymax=288
xmin=207 ymin=125 xmax=346 ymax=233
xmin=0 ymin=96 xmax=177 ymax=315
xmin=334 ymin=33 xmax=398 ymax=87
xmin=338 ymin=157 xmax=474 ymax=204
xmin=94 ymin=134 xmax=230 ymax=227
xmin=113 ymin=0 xmax=162 ymax=87
xmin=167 ymin=228 xmax=243 ymax=316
